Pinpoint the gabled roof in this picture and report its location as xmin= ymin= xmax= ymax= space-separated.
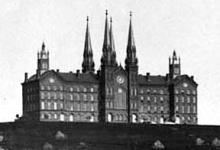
xmin=172 ymin=74 xmax=198 ymax=86
xmin=26 ymin=70 xmax=99 ymax=83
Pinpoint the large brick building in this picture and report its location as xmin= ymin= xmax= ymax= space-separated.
xmin=22 ymin=11 xmax=198 ymax=124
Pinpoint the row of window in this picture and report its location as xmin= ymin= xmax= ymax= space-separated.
xmin=139 ymin=89 xmax=166 ymax=95
xmin=175 ymin=105 xmax=197 ymax=114
xmin=40 ymin=92 xmax=97 ymax=101
xmin=41 ymin=113 xmax=96 ymax=122
xmin=41 ymin=101 xmax=97 ymax=112
xmin=139 ymin=105 xmax=166 ymax=113
xmin=40 ymin=85 xmax=97 ymax=93
xmin=175 ymin=96 xmax=196 ymax=103
xmin=176 ymin=115 xmax=197 ymax=123
xmin=175 ymin=89 xmax=196 ymax=95
xmin=26 ymin=94 xmax=37 ymax=102
xmin=140 ymin=96 xmax=166 ymax=103
xmin=107 ymin=113 xmax=137 ymax=123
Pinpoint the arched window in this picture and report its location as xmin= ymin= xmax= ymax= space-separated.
xmin=69 ymin=114 xmax=74 ymax=122
xmin=132 ymin=114 xmax=137 ymax=123
xmin=176 ymin=116 xmax=180 ymax=124
xmin=90 ymin=115 xmax=94 ymax=122
xmin=60 ymin=114 xmax=65 ymax=121
xmin=41 ymin=102 xmax=45 ymax=110
xmin=54 ymin=114 xmax=57 ymax=119
xmin=160 ymin=116 xmax=164 ymax=124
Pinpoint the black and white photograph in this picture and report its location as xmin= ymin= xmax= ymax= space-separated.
xmin=0 ymin=0 xmax=220 ymax=149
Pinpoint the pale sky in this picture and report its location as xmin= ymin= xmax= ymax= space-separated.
xmin=0 ymin=0 xmax=220 ymax=125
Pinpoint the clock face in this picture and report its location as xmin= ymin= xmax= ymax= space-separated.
xmin=174 ymin=68 xmax=179 ymax=74
xmin=183 ymin=82 xmax=188 ymax=88
xmin=116 ymin=75 xmax=125 ymax=84
xmin=49 ymin=78 xmax=55 ymax=83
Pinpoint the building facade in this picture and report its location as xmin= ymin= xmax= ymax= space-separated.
xmin=22 ymin=11 xmax=198 ymax=124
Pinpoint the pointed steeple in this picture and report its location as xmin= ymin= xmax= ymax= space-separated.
xmin=103 ymin=10 xmax=110 ymax=49
xmin=125 ymin=11 xmax=138 ymax=67
xmin=101 ymin=10 xmax=111 ymax=66
xmin=82 ymin=16 xmax=95 ymax=73
xmin=109 ymin=17 xmax=117 ymax=66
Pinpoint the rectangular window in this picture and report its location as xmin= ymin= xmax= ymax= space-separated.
xmin=181 ymin=96 xmax=184 ymax=103
xmin=160 ymin=97 xmax=164 ymax=102
xmin=41 ymin=85 xmax=45 ymax=90
xmin=182 ymin=106 xmax=185 ymax=113
xmin=47 ymin=86 xmax=51 ymax=90
xmin=175 ymin=106 xmax=179 ymax=112
xmin=187 ymin=90 xmax=190 ymax=94
xmin=41 ymin=92 xmax=44 ymax=99
xmin=59 ymin=86 xmax=63 ymax=91
xmin=60 ymin=93 xmax=63 ymax=100
xmin=187 ymin=106 xmax=190 ymax=113
xmin=54 ymin=102 xmax=57 ymax=110
xmin=175 ymin=89 xmax=179 ymax=94
xmin=91 ymin=87 xmax=94 ymax=92
xmin=41 ymin=102 xmax=45 ymax=110
xmin=140 ymin=96 xmax=144 ymax=100
xmin=47 ymin=93 xmax=50 ymax=99
xmin=193 ymin=97 xmax=196 ymax=103
xmin=175 ymin=96 xmax=179 ymax=103
xmin=187 ymin=97 xmax=190 ymax=103
xmin=154 ymin=97 xmax=157 ymax=103
xmin=192 ymin=90 xmax=196 ymax=95
xmin=91 ymin=95 xmax=94 ymax=101
xmin=48 ymin=102 xmax=51 ymax=110
xmin=134 ymin=88 xmax=137 ymax=96
xmin=53 ymin=86 xmax=57 ymax=91
xmin=140 ymin=89 xmax=143 ymax=94
xmin=193 ymin=106 xmax=196 ymax=113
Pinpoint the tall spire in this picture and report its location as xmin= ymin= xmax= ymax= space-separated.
xmin=101 ymin=10 xmax=111 ymax=66
xmin=82 ymin=16 xmax=95 ymax=73
xmin=125 ymin=11 xmax=138 ymax=67
xmin=109 ymin=17 xmax=117 ymax=66
xmin=103 ymin=10 xmax=110 ymax=49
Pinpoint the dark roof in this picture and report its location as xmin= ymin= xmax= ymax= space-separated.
xmin=56 ymin=71 xmax=99 ymax=83
xmin=173 ymin=74 xmax=198 ymax=86
xmin=138 ymin=75 xmax=167 ymax=86
xmin=27 ymin=70 xmax=99 ymax=83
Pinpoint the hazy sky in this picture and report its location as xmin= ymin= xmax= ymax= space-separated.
xmin=0 ymin=0 xmax=220 ymax=125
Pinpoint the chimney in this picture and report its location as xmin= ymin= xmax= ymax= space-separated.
xmin=56 ymin=69 xmax=59 ymax=72
xmin=97 ymin=70 xmax=100 ymax=76
xmin=191 ymin=76 xmax=194 ymax=80
xmin=76 ymin=69 xmax=80 ymax=77
xmin=146 ymin=72 xmax=150 ymax=81
xmin=24 ymin=72 xmax=28 ymax=82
